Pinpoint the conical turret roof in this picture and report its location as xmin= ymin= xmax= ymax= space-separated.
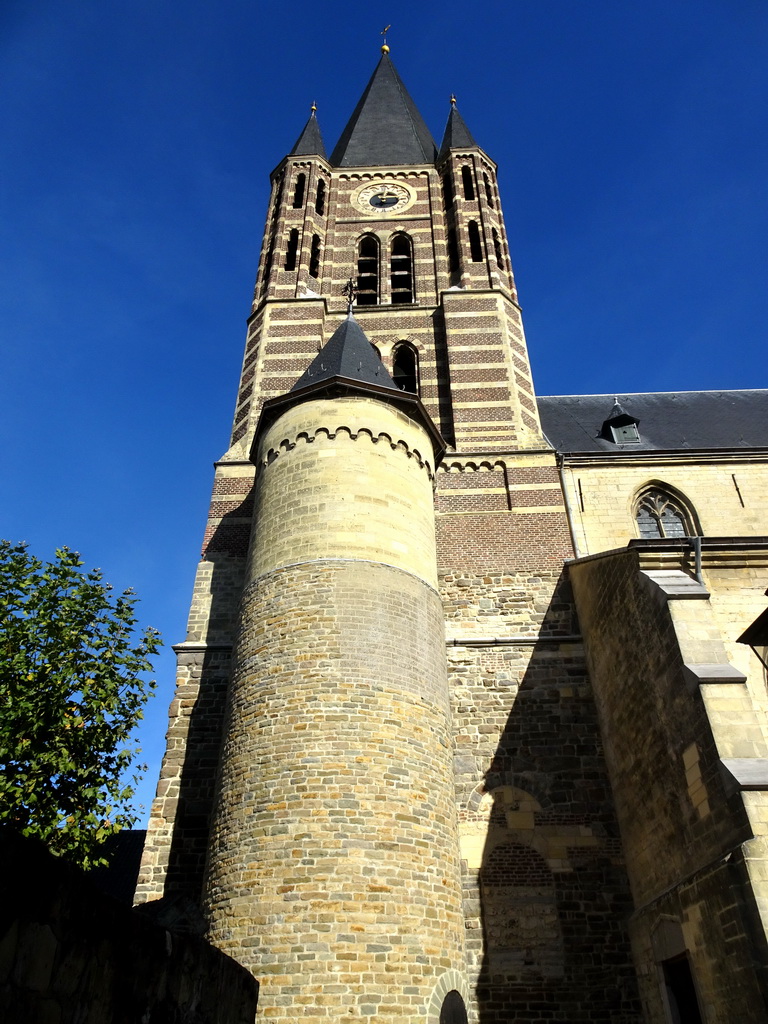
xmin=438 ymin=100 xmax=477 ymax=159
xmin=289 ymin=108 xmax=327 ymax=159
xmin=329 ymin=52 xmax=437 ymax=167
xmin=291 ymin=313 xmax=398 ymax=392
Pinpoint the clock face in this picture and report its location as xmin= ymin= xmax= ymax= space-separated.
xmin=353 ymin=181 xmax=415 ymax=216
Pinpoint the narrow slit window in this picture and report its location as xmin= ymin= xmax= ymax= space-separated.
xmin=492 ymin=228 xmax=503 ymax=269
xmin=468 ymin=221 xmax=483 ymax=262
xmin=393 ymin=344 xmax=418 ymax=393
xmin=292 ymin=173 xmax=306 ymax=209
xmin=390 ymin=234 xmax=414 ymax=304
xmin=484 ymin=172 xmax=494 ymax=207
xmin=356 ymin=235 xmax=379 ymax=305
xmin=309 ymin=234 xmax=321 ymax=279
xmin=443 ymin=174 xmax=454 ymax=208
xmin=284 ymin=228 xmax=299 ymax=271
xmin=447 ymin=228 xmax=460 ymax=275
xmin=315 ymin=179 xmax=326 ymax=215
xmin=462 ymin=165 xmax=475 ymax=200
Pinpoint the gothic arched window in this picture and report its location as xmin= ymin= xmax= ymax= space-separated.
xmin=635 ymin=488 xmax=694 ymax=539
xmin=284 ymin=228 xmax=299 ymax=271
xmin=392 ymin=343 xmax=419 ymax=393
xmin=315 ymin=178 xmax=326 ymax=215
xmin=390 ymin=233 xmax=414 ymax=304
xmin=356 ymin=235 xmax=379 ymax=305
xmin=468 ymin=221 xmax=483 ymax=263
xmin=292 ymin=172 xmax=306 ymax=209
xmin=461 ymin=165 xmax=475 ymax=200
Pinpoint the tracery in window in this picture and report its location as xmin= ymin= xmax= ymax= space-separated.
xmin=356 ymin=235 xmax=379 ymax=305
xmin=635 ymin=488 xmax=693 ymax=539
xmin=390 ymin=233 xmax=414 ymax=304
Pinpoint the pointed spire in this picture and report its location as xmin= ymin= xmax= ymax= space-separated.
xmin=291 ymin=314 xmax=398 ymax=392
xmin=438 ymin=98 xmax=477 ymax=160
xmin=329 ymin=52 xmax=437 ymax=167
xmin=289 ymin=104 xmax=327 ymax=159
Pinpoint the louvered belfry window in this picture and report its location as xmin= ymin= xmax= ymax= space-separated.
xmin=356 ymin=235 xmax=379 ymax=305
xmin=636 ymin=490 xmax=691 ymax=539
xmin=390 ymin=234 xmax=414 ymax=304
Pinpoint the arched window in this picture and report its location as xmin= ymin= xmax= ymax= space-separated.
xmin=315 ymin=178 xmax=326 ymax=215
xmin=292 ymin=173 xmax=306 ymax=209
xmin=461 ymin=165 xmax=475 ymax=200
xmin=635 ymin=488 xmax=695 ymax=539
xmin=492 ymin=228 xmax=503 ymax=269
xmin=439 ymin=992 xmax=468 ymax=1024
xmin=309 ymin=234 xmax=321 ymax=279
xmin=447 ymin=228 xmax=460 ymax=276
xmin=392 ymin=343 xmax=418 ymax=393
xmin=467 ymin=221 xmax=483 ymax=262
xmin=390 ymin=233 xmax=414 ymax=304
xmin=356 ymin=235 xmax=379 ymax=305
xmin=484 ymin=172 xmax=494 ymax=207
xmin=284 ymin=228 xmax=299 ymax=271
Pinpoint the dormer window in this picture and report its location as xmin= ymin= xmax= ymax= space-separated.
xmin=600 ymin=398 xmax=641 ymax=444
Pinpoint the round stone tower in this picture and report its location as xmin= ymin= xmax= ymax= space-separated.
xmin=203 ymin=314 xmax=468 ymax=1023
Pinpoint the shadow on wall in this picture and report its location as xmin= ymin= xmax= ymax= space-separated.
xmin=462 ymin=570 xmax=642 ymax=1024
xmin=151 ymin=494 xmax=255 ymax=909
xmin=0 ymin=828 xmax=258 ymax=1023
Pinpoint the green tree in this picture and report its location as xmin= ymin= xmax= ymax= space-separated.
xmin=0 ymin=541 xmax=161 ymax=869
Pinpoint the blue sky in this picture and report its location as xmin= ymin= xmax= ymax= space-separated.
xmin=2 ymin=1 xmax=767 ymax=821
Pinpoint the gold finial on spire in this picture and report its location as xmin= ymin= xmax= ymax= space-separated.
xmin=450 ymin=94 xmax=457 ymax=106
xmin=310 ymin=102 xmax=317 ymax=114
xmin=381 ymin=24 xmax=391 ymax=53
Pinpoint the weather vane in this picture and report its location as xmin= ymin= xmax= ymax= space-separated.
xmin=342 ymin=278 xmax=357 ymax=314
xmin=381 ymin=24 xmax=391 ymax=52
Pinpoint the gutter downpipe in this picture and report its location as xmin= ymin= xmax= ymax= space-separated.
xmin=689 ymin=535 xmax=703 ymax=584
xmin=557 ymin=453 xmax=583 ymax=558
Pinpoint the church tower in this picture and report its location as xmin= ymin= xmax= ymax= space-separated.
xmin=137 ymin=47 xmax=641 ymax=1024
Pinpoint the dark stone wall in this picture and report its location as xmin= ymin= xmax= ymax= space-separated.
xmin=0 ymin=829 xmax=258 ymax=1024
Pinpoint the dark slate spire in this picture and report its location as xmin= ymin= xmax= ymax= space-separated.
xmin=438 ymin=98 xmax=477 ymax=160
xmin=291 ymin=313 xmax=398 ymax=392
xmin=289 ymin=105 xmax=327 ymax=159
xmin=329 ymin=50 xmax=437 ymax=167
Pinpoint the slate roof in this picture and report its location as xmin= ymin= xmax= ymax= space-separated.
xmin=291 ymin=313 xmax=398 ymax=392
xmin=537 ymin=390 xmax=768 ymax=453
xmin=289 ymin=110 xmax=327 ymax=159
xmin=438 ymin=103 xmax=477 ymax=160
xmin=329 ymin=53 xmax=437 ymax=167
